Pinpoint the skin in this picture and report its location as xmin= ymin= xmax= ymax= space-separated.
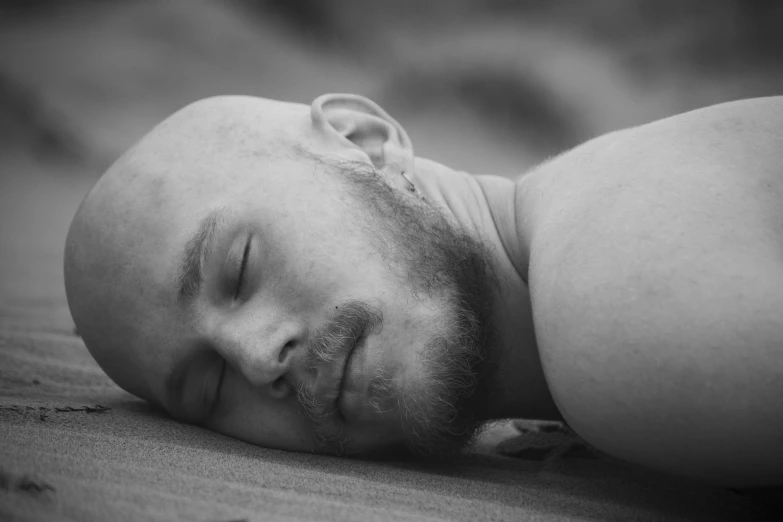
xmin=64 ymin=93 xmax=783 ymax=488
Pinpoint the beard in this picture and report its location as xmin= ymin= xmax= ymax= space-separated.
xmin=296 ymin=156 xmax=499 ymax=460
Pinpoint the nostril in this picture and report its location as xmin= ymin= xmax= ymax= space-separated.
xmin=278 ymin=341 xmax=294 ymax=364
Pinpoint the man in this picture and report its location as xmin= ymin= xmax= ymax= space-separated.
xmin=64 ymin=93 xmax=783 ymax=488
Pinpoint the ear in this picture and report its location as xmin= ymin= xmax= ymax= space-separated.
xmin=310 ymin=94 xmax=414 ymax=174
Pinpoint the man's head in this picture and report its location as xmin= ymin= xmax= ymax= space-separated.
xmin=64 ymin=94 xmax=499 ymax=458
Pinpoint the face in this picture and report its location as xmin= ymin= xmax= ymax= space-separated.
xmin=65 ymin=96 xmax=498 ymax=459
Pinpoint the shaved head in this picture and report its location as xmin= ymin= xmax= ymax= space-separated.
xmin=65 ymin=96 xmax=309 ymax=399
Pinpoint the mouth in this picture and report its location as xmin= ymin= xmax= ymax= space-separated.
xmin=302 ymin=301 xmax=383 ymax=438
xmin=334 ymin=334 xmax=363 ymax=420
xmin=308 ymin=326 xmax=365 ymax=422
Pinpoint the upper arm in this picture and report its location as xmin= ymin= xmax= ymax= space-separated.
xmin=527 ymin=98 xmax=783 ymax=487
xmin=532 ymin=231 xmax=783 ymax=487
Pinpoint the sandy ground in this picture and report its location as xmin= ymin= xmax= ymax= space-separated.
xmin=1 ymin=1 xmax=782 ymax=520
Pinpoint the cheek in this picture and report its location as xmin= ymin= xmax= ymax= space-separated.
xmin=208 ymin=373 xmax=316 ymax=452
xmin=279 ymin=200 xmax=387 ymax=272
xmin=275 ymin=245 xmax=392 ymax=312
xmin=373 ymin=295 xmax=454 ymax=369
xmin=265 ymin=214 xmax=386 ymax=294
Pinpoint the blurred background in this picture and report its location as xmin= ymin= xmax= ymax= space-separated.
xmin=1 ymin=0 xmax=782 ymax=180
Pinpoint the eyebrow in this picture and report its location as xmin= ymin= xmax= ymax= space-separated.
xmin=176 ymin=207 xmax=229 ymax=307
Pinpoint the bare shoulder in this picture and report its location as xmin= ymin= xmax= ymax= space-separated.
xmin=686 ymin=95 xmax=783 ymax=130
xmin=522 ymin=96 xmax=783 ymax=487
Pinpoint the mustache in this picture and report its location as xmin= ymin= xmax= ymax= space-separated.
xmin=297 ymin=300 xmax=383 ymax=454
xmin=302 ymin=300 xmax=383 ymax=370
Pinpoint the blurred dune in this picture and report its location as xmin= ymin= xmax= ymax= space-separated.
xmin=0 ymin=0 xmax=375 ymax=171
xmin=1 ymin=0 xmax=780 ymax=176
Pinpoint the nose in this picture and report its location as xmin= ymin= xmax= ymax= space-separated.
xmin=212 ymin=310 xmax=306 ymax=397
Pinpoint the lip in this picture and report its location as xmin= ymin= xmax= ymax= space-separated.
xmin=309 ymin=329 xmax=362 ymax=420
xmin=335 ymin=335 xmax=363 ymax=419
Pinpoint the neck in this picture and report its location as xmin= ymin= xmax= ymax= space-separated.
xmin=411 ymin=158 xmax=562 ymax=422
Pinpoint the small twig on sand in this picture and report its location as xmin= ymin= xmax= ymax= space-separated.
xmin=54 ymin=405 xmax=111 ymax=414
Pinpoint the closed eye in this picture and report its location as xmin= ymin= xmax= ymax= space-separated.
xmin=234 ymin=237 xmax=251 ymax=299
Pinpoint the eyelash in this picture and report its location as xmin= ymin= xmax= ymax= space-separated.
xmin=234 ymin=237 xmax=251 ymax=299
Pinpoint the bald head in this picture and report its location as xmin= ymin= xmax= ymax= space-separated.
xmin=64 ymin=93 xmax=417 ymax=403
xmin=64 ymin=96 xmax=314 ymax=399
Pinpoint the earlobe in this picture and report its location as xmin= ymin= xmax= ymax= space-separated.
xmin=310 ymin=93 xmax=414 ymax=173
